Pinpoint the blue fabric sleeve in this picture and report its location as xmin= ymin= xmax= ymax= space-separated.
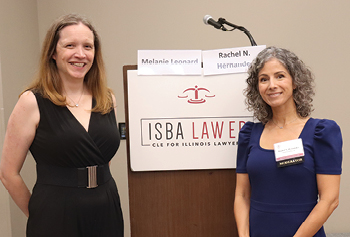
xmin=236 ymin=122 xmax=254 ymax=173
xmin=314 ymin=119 xmax=343 ymax=174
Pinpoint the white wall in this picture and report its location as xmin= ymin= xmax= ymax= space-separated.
xmin=0 ymin=0 xmax=40 ymax=236
xmin=0 ymin=55 xmax=12 ymax=237
xmin=0 ymin=0 xmax=349 ymax=236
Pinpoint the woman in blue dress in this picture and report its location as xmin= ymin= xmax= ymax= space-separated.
xmin=234 ymin=46 xmax=342 ymax=237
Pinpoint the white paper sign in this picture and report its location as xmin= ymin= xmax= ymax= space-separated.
xmin=138 ymin=50 xmax=202 ymax=75
xmin=202 ymin=45 xmax=266 ymax=76
xmin=127 ymin=69 xmax=253 ymax=171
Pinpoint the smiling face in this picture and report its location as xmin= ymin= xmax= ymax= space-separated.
xmin=258 ymin=58 xmax=296 ymax=110
xmin=52 ymin=23 xmax=95 ymax=82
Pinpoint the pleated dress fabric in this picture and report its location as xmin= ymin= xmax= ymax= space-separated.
xmin=236 ymin=118 xmax=342 ymax=237
xmin=27 ymin=92 xmax=124 ymax=237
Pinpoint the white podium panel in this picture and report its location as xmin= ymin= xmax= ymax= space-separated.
xmin=127 ymin=70 xmax=253 ymax=171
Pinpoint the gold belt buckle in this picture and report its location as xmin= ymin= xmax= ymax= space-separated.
xmin=87 ymin=165 xmax=98 ymax=188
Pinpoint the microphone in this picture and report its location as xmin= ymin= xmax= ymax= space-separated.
xmin=203 ymin=15 xmax=222 ymax=29
xmin=203 ymin=15 xmax=257 ymax=46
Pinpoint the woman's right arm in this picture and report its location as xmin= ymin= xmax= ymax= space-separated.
xmin=234 ymin=173 xmax=251 ymax=237
xmin=0 ymin=91 xmax=39 ymax=217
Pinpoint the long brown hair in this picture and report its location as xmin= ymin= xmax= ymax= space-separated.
xmin=24 ymin=13 xmax=113 ymax=114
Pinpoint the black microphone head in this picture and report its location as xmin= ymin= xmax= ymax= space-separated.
xmin=203 ymin=15 xmax=213 ymax=25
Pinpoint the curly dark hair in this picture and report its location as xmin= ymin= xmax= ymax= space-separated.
xmin=245 ymin=46 xmax=315 ymax=124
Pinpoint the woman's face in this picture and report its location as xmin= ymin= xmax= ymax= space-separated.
xmin=52 ymin=23 xmax=95 ymax=82
xmin=258 ymin=58 xmax=295 ymax=110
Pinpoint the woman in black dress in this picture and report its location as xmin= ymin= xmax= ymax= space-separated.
xmin=0 ymin=14 xmax=124 ymax=236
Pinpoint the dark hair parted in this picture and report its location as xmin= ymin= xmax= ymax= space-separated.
xmin=24 ymin=13 xmax=113 ymax=114
xmin=245 ymin=46 xmax=315 ymax=124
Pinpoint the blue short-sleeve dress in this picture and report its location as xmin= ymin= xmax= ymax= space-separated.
xmin=236 ymin=118 xmax=342 ymax=237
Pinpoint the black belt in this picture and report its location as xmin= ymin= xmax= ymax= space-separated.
xmin=36 ymin=163 xmax=111 ymax=188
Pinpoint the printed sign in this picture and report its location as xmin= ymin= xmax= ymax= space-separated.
xmin=138 ymin=50 xmax=202 ymax=75
xmin=202 ymin=45 xmax=266 ymax=76
xmin=127 ymin=69 xmax=253 ymax=171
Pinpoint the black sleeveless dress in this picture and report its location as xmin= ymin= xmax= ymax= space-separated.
xmin=27 ymin=92 xmax=124 ymax=237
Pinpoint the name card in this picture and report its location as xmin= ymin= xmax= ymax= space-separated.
xmin=138 ymin=50 xmax=202 ymax=75
xmin=202 ymin=45 xmax=266 ymax=76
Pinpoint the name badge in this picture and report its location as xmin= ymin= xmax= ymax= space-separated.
xmin=274 ymin=138 xmax=304 ymax=168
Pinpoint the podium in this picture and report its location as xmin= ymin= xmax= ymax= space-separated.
xmin=123 ymin=65 xmax=246 ymax=236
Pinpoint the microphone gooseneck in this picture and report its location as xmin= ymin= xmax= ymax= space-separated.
xmin=203 ymin=15 xmax=257 ymax=46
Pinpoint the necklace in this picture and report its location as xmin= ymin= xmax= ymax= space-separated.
xmin=65 ymin=87 xmax=84 ymax=107
xmin=271 ymin=117 xmax=298 ymax=129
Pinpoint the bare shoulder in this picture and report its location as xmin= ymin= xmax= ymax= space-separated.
xmin=110 ymin=92 xmax=117 ymax=108
xmin=10 ymin=91 xmax=39 ymax=127
xmin=18 ymin=90 xmax=38 ymax=108
xmin=109 ymin=92 xmax=118 ymax=118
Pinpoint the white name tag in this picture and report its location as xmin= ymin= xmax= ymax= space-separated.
xmin=137 ymin=50 xmax=202 ymax=75
xmin=274 ymin=138 xmax=305 ymax=167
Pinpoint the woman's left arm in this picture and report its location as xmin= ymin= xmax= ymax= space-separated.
xmin=111 ymin=93 xmax=117 ymax=119
xmin=293 ymin=174 xmax=341 ymax=237
xmin=109 ymin=93 xmax=118 ymax=166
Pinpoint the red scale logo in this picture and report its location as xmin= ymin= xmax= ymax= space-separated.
xmin=178 ymin=85 xmax=215 ymax=104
